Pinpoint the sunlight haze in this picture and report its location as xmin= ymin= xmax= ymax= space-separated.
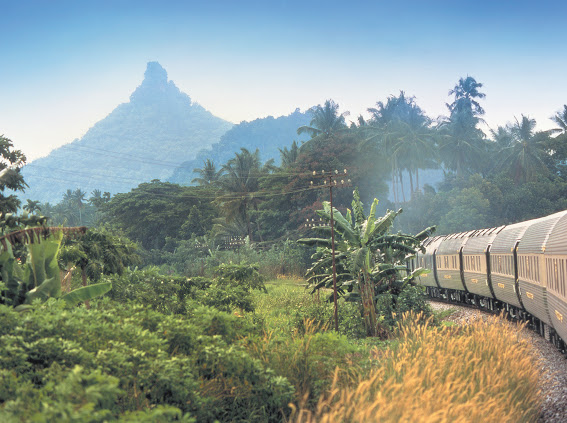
xmin=1 ymin=0 xmax=566 ymax=160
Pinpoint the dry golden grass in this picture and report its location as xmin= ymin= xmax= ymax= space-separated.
xmin=289 ymin=313 xmax=541 ymax=423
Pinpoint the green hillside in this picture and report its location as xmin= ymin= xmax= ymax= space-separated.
xmin=21 ymin=62 xmax=233 ymax=203
xmin=168 ymin=109 xmax=311 ymax=185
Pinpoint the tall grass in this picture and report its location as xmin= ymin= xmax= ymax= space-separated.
xmin=290 ymin=313 xmax=541 ymax=423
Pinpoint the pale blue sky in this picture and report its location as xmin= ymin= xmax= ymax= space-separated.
xmin=1 ymin=0 xmax=566 ymax=160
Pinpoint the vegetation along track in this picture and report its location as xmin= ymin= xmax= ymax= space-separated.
xmin=430 ymin=300 xmax=567 ymax=422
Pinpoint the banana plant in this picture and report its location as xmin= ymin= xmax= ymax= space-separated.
xmin=0 ymin=227 xmax=112 ymax=309
xmin=299 ymin=188 xmax=434 ymax=336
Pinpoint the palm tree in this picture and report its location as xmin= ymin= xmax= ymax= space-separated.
xmin=447 ymin=76 xmax=486 ymax=116
xmin=89 ymin=189 xmax=103 ymax=206
xmin=23 ymin=199 xmax=41 ymax=214
xmin=279 ymin=140 xmax=299 ymax=168
xmin=62 ymin=189 xmax=74 ymax=203
xmin=438 ymin=109 xmax=486 ymax=177
xmin=551 ymin=105 xmax=567 ymax=134
xmin=216 ymin=148 xmax=273 ymax=242
xmin=490 ymin=126 xmax=514 ymax=149
xmin=72 ymin=189 xmax=87 ymax=225
xmin=192 ymin=159 xmax=223 ymax=186
xmin=500 ymin=115 xmax=553 ymax=183
xmin=438 ymin=77 xmax=487 ymax=177
xmin=546 ymin=105 xmax=567 ymax=167
xmin=364 ymin=92 xmax=436 ymax=203
xmin=297 ymin=99 xmax=349 ymax=140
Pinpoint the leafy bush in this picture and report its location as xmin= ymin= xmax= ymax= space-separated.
xmin=107 ymin=264 xmax=268 ymax=315
xmin=246 ymin=320 xmax=359 ymax=405
xmin=375 ymin=285 xmax=433 ymax=332
xmin=0 ymin=299 xmax=293 ymax=422
xmin=104 ymin=266 xmax=199 ymax=314
xmin=215 ymin=262 xmax=267 ymax=292
xmin=147 ymin=238 xmax=311 ymax=279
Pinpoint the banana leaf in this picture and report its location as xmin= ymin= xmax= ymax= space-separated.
xmin=25 ymin=276 xmax=61 ymax=303
xmin=61 ymin=282 xmax=112 ymax=307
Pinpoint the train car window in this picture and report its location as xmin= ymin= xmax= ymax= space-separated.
xmin=545 ymin=259 xmax=553 ymax=287
xmin=555 ymin=260 xmax=558 ymax=293
xmin=556 ymin=259 xmax=560 ymax=294
xmin=557 ymin=259 xmax=565 ymax=298
xmin=526 ymin=256 xmax=529 ymax=280
xmin=561 ymin=260 xmax=564 ymax=297
xmin=560 ymin=259 xmax=565 ymax=297
xmin=556 ymin=260 xmax=559 ymax=294
xmin=527 ymin=256 xmax=531 ymax=280
xmin=548 ymin=259 xmax=555 ymax=292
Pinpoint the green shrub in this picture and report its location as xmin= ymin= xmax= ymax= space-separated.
xmin=148 ymin=238 xmax=311 ymax=280
xmin=338 ymin=301 xmax=367 ymax=339
xmin=376 ymin=285 xmax=433 ymax=332
xmin=0 ymin=365 xmax=122 ymax=423
xmin=104 ymin=267 xmax=193 ymax=314
xmin=215 ymin=262 xmax=267 ymax=292
xmin=0 ymin=300 xmax=292 ymax=422
xmin=107 ymin=264 xmax=267 ymax=315
xmin=291 ymin=298 xmax=334 ymax=334
xmin=246 ymin=322 xmax=359 ymax=405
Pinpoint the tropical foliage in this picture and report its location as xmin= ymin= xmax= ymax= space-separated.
xmin=0 ymin=228 xmax=112 ymax=309
xmin=299 ymin=189 xmax=434 ymax=336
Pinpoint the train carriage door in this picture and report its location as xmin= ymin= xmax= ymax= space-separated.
xmin=433 ymin=248 xmax=441 ymax=287
xmin=513 ymin=241 xmax=525 ymax=309
xmin=459 ymin=246 xmax=468 ymax=293
xmin=486 ymin=244 xmax=497 ymax=299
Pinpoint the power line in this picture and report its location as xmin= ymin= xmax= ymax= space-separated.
xmin=60 ymin=144 xmax=186 ymax=167
xmin=51 ymin=144 xmax=337 ymax=179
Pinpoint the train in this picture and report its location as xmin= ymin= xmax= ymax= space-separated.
xmin=411 ymin=209 xmax=567 ymax=352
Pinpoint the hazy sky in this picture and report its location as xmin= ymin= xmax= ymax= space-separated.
xmin=1 ymin=0 xmax=566 ymax=161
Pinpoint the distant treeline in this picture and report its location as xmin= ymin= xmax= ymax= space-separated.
xmin=22 ymin=76 xmax=567 ymax=255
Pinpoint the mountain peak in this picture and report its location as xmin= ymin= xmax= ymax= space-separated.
xmin=130 ymin=61 xmax=183 ymax=103
xmin=144 ymin=61 xmax=168 ymax=85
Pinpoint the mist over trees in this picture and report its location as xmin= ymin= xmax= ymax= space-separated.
xmin=18 ymin=74 xmax=567 ymax=253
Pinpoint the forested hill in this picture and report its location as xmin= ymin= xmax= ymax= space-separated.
xmin=21 ymin=62 xmax=233 ymax=203
xmin=168 ymin=110 xmax=311 ymax=185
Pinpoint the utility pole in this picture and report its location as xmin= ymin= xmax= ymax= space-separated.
xmin=309 ymin=169 xmax=351 ymax=332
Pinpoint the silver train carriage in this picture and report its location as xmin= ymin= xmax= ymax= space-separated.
xmin=414 ymin=209 xmax=567 ymax=350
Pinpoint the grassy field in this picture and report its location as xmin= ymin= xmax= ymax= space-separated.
xmin=0 ymin=274 xmax=542 ymax=422
xmin=252 ymin=278 xmax=541 ymax=422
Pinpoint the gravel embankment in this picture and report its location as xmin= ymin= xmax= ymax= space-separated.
xmin=429 ymin=301 xmax=567 ymax=423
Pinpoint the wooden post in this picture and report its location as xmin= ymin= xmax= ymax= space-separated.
xmin=328 ymin=175 xmax=339 ymax=332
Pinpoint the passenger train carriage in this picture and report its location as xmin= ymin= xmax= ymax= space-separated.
xmin=414 ymin=209 xmax=567 ymax=350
